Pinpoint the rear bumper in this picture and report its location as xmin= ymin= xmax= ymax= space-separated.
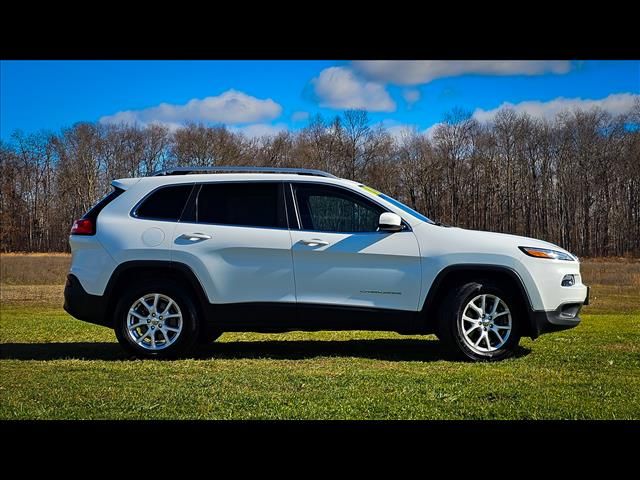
xmin=531 ymin=286 xmax=589 ymax=336
xmin=63 ymin=274 xmax=111 ymax=327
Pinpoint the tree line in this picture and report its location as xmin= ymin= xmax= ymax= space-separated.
xmin=1 ymin=106 xmax=639 ymax=256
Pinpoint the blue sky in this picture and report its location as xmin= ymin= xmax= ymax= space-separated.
xmin=1 ymin=60 xmax=638 ymax=140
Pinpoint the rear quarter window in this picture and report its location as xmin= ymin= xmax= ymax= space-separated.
xmin=133 ymin=184 xmax=194 ymax=221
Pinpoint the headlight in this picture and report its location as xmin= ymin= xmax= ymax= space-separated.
xmin=519 ymin=246 xmax=575 ymax=261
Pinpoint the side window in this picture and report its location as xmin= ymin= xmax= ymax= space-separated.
xmin=196 ymin=182 xmax=287 ymax=229
xmin=134 ymin=184 xmax=193 ymax=221
xmin=294 ymin=183 xmax=384 ymax=233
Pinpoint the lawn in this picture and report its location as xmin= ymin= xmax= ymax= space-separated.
xmin=0 ymin=255 xmax=638 ymax=419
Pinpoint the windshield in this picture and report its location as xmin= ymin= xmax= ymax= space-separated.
xmin=358 ymin=185 xmax=435 ymax=224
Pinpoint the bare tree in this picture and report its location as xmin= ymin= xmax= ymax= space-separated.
xmin=1 ymin=107 xmax=638 ymax=256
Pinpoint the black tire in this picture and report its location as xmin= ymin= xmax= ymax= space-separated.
xmin=197 ymin=326 xmax=223 ymax=344
xmin=114 ymin=279 xmax=200 ymax=359
xmin=436 ymin=281 xmax=522 ymax=362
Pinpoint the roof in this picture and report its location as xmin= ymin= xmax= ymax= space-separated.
xmin=113 ymin=172 xmax=359 ymax=189
xmin=153 ymin=166 xmax=338 ymax=178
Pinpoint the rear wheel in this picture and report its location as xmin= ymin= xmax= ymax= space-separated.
xmin=437 ymin=281 xmax=521 ymax=361
xmin=114 ymin=280 xmax=199 ymax=359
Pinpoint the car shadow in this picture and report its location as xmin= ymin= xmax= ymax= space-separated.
xmin=0 ymin=339 xmax=531 ymax=362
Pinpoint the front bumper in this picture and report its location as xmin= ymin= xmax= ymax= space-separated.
xmin=63 ymin=274 xmax=111 ymax=327
xmin=532 ymin=286 xmax=589 ymax=336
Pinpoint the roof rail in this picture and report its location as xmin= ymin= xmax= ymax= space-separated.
xmin=152 ymin=166 xmax=338 ymax=179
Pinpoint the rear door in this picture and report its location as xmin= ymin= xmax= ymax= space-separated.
xmin=171 ymin=181 xmax=296 ymax=305
xmin=288 ymin=182 xmax=422 ymax=311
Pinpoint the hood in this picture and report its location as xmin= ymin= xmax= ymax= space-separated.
xmin=414 ymin=223 xmax=575 ymax=259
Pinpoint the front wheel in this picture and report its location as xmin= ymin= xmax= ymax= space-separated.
xmin=114 ymin=280 xmax=199 ymax=359
xmin=437 ymin=282 xmax=522 ymax=361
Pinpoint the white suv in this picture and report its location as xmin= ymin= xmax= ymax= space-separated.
xmin=64 ymin=166 xmax=589 ymax=361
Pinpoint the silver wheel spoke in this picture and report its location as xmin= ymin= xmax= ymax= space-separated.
xmin=465 ymin=324 xmax=480 ymax=335
xmin=161 ymin=300 xmax=174 ymax=315
xmin=137 ymin=329 xmax=151 ymax=344
xmin=153 ymin=294 xmax=159 ymax=311
xmin=164 ymin=326 xmax=180 ymax=333
xmin=480 ymin=295 xmax=486 ymax=313
xmin=493 ymin=311 xmax=508 ymax=319
xmin=161 ymin=329 xmax=171 ymax=343
xmin=141 ymin=298 xmax=153 ymax=312
xmin=469 ymin=303 xmax=483 ymax=315
xmin=491 ymin=298 xmax=499 ymax=315
xmin=462 ymin=315 xmax=476 ymax=323
xmin=495 ymin=324 xmax=510 ymax=330
xmin=129 ymin=310 xmax=146 ymax=321
xmin=474 ymin=333 xmax=485 ymax=347
xmin=492 ymin=329 xmax=504 ymax=344
xmin=129 ymin=321 xmax=147 ymax=330
xmin=150 ymin=331 xmax=156 ymax=349
xmin=163 ymin=314 xmax=181 ymax=320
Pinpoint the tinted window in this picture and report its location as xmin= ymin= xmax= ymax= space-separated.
xmin=197 ymin=182 xmax=287 ymax=228
xmin=294 ymin=183 xmax=384 ymax=232
xmin=135 ymin=184 xmax=193 ymax=221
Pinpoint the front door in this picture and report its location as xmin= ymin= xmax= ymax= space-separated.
xmin=289 ymin=182 xmax=422 ymax=311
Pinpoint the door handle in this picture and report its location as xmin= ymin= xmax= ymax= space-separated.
xmin=178 ymin=233 xmax=212 ymax=241
xmin=301 ymin=239 xmax=329 ymax=247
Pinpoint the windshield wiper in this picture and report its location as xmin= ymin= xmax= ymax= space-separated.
xmin=432 ymin=220 xmax=451 ymax=227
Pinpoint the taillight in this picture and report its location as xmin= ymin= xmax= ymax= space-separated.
xmin=70 ymin=218 xmax=95 ymax=235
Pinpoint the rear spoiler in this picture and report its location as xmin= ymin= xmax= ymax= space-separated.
xmin=111 ymin=178 xmax=141 ymax=191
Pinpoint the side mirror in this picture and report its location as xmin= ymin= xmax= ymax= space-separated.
xmin=378 ymin=212 xmax=403 ymax=232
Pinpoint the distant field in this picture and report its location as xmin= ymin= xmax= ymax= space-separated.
xmin=1 ymin=253 xmax=638 ymax=419
xmin=0 ymin=253 xmax=71 ymax=285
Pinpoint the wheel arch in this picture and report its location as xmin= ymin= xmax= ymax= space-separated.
xmin=420 ymin=264 xmax=539 ymax=339
xmin=103 ymin=260 xmax=210 ymax=328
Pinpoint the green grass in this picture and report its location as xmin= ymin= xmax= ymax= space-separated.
xmin=1 ymin=303 xmax=638 ymax=419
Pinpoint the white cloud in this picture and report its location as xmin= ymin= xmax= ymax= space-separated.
xmin=419 ymin=93 xmax=639 ymax=141
xmin=386 ymin=124 xmax=419 ymax=141
xmin=291 ymin=111 xmax=310 ymax=122
xmin=144 ymin=121 xmax=185 ymax=133
xmin=230 ymin=123 xmax=288 ymax=139
xmin=472 ymin=93 xmax=640 ymax=123
xmin=100 ymin=89 xmax=282 ymax=127
xmin=371 ymin=120 xmax=420 ymax=142
xmin=311 ymin=66 xmax=396 ymax=112
xmin=423 ymin=123 xmax=441 ymax=140
xmin=352 ymin=60 xmax=572 ymax=85
xmin=402 ymin=88 xmax=421 ymax=107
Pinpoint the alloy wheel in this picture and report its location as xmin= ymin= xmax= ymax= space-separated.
xmin=460 ymin=294 xmax=512 ymax=354
xmin=126 ymin=293 xmax=183 ymax=351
